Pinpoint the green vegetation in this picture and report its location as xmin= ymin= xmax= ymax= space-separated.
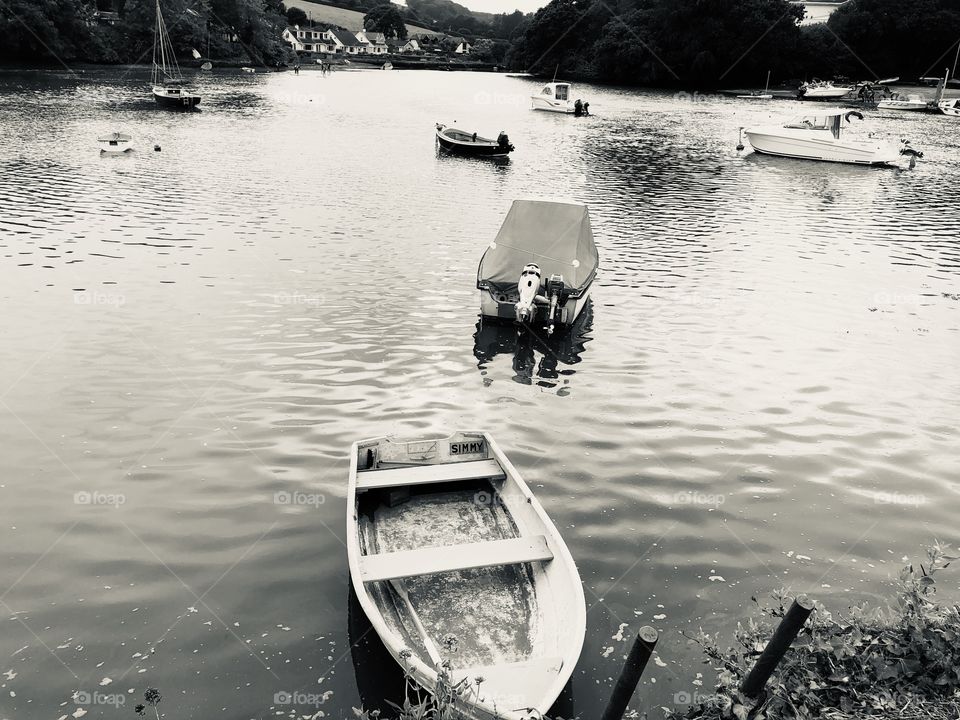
xmin=673 ymin=543 xmax=960 ymax=720
xmin=363 ymin=3 xmax=407 ymax=39
xmin=505 ymin=0 xmax=960 ymax=86
xmin=0 ymin=0 xmax=291 ymax=64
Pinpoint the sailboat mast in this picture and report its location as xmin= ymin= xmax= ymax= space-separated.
xmin=953 ymin=39 xmax=959 ymax=80
xmin=152 ymin=0 xmax=159 ymax=84
xmin=764 ymin=70 xmax=771 ymax=93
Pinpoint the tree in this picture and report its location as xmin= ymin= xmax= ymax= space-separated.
xmin=286 ymin=6 xmax=307 ymax=26
xmin=363 ymin=3 xmax=407 ymax=39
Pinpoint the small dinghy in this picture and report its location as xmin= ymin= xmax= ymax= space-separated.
xmin=98 ymin=132 xmax=133 ymax=155
xmin=347 ymin=431 xmax=585 ymax=720
xmin=477 ymin=200 xmax=599 ymax=334
xmin=241 ymin=66 xmax=256 ymax=73
xmin=436 ymin=124 xmax=514 ymax=157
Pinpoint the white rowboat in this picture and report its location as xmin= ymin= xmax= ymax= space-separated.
xmin=347 ymin=431 xmax=586 ymax=720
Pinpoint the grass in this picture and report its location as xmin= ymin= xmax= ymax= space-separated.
xmin=280 ymin=0 xmax=445 ymax=36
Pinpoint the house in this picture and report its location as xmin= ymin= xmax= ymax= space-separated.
xmin=328 ymin=27 xmax=365 ymax=54
xmin=790 ymin=0 xmax=849 ymax=25
xmin=282 ymin=26 xmax=353 ymax=55
xmin=355 ymin=30 xmax=389 ymax=55
xmin=400 ymin=39 xmax=420 ymax=53
xmin=84 ymin=9 xmax=120 ymax=27
xmin=455 ymin=41 xmax=471 ymax=54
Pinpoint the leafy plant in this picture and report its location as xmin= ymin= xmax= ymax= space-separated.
xmin=672 ymin=543 xmax=960 ymax=720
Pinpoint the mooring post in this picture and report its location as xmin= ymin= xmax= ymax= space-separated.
xmin=600 ymin=625 xmax=659 ymax=720
xmin=741 ymin=595 xmax=815 ymax=698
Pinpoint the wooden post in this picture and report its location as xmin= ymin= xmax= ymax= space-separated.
xmin=600 ymin=626 xmax=659 ymax=720
xmin=741 ymin=595 xmax=815 ymax=698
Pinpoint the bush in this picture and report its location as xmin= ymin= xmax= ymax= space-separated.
xmin=673 ymin=543 xmax=960 ymax=720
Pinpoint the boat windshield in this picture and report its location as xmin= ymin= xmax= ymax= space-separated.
xmin=555 ymin=84 xmax=569 ymax=100
xmin=784 ymin=115 xmax=843 ymax=137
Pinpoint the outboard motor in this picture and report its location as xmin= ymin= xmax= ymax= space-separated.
xmin=544 ymin=274 xmax=566 ymax=335
xmin=497 ymin=131 xmax=514 ymax=152
xmin=515 ymin=263 xmax=543 ymax=324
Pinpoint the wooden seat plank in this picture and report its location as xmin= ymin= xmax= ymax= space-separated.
xmin=356 ymin=459 xmax=504 ymax=492
xmin=359 ymin=535 xmax=553 ymax=583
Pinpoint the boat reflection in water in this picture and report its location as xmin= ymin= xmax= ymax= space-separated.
xmin=473 ymin=301 xmax=594 ymax=393
xmin=348 ymin=585 xmax=575 ymax=718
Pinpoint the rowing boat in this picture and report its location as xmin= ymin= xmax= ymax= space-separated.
xmin=347 ymin=431 xmax=585 ymax=720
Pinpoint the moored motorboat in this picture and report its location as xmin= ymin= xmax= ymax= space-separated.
xmin=742 ymin=109 xmax=922 ymax=166
xmin=98 ymin=132 xmax=133 ymax=155
xmin=877 ymin=93 xmax=931 ymax=112
xmin=436 ymin=124 xmax=514 ymax=157
xmin=151 ymin=0 xmax=201 ymax=109
xmin=530 ymin=82 xmax=576 ymax=113
xmin=798 ymin=79 xmax=853 ymax=99
xmin=347 ymin=431 xmax=586 ymax=720
xmin=939 ymin=99 xmax=960 ymax=117
xmin=477 ymin=200 xmax=598 ymax=334
xmin=241 ymin=66 xmax=256 ymax=73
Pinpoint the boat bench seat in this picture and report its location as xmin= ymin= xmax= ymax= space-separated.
xmin=359 ymin=535 xmax=553 ymax=583
xmin=356 ymin=459 xmax=505 ymax=492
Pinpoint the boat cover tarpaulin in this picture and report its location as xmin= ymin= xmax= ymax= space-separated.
xmin=478 ymin=200 xmax=598 ymax=294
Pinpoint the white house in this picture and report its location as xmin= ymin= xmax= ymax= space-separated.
xmin=791 ymin=0 xmax=849 ymax=25
xmin=400 ymin=39 xmax=420 ymax=53
xmin=283 ymin=26 xmax=339 ymax=53
xmin=355 ymin=29 xmax=389 ymax=55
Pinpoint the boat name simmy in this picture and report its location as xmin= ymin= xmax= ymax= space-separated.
xmin=450 ymin=440 xmax=486 ymax=455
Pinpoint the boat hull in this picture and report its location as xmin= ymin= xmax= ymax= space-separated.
xmin=153 ymin=87 xmax=201 ymax=109
xmin=744 ymin=128 xmax=901 ymax=165
xmin=877 ymin=100 xmax=929 ymax=111
xmin=530 ymin=96 xmax=574 ymax=113
xmin=346 ymin=432 xmax=586 ymax=720
xmin=799 ymin=86 xmax=853 ymax=99
xmin=436 ymin=129 xmax=513 ymax=157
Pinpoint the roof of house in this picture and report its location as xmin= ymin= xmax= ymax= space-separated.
xmin=329 ymin=28 xmax=363 ymax=46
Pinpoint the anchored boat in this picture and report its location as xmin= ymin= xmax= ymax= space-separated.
xmin=347 ymin=431 xmax=585 ymax=720
xmin=530 ymin=82 xmax=577 ymax=113
xmin=436 ymin=124 xmax=514 ymax=157
xmin=798 ymin=79 xmax=853 ymax=99
xmin=151 ymin=0 xmax=201 ymax=109
xmin=742 ymin=109 xmax=922 ymax=166
xmin=477 ymin=200 xmax=598 ymax=334
xmin=98 ymin=132 xmax=133 ymax=156
xmin=877 ymin=93 xmax=930 ymax=112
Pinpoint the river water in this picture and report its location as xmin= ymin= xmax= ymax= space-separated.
xmin=0 ymin=65 xmax=958 ymax=719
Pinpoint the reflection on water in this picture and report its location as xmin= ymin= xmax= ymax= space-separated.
xmin=0 ymin=66 xmax=959 ymax=719
xmin=473 ymin=301 xmax=594 ymax=393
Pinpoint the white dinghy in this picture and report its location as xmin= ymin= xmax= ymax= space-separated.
xmin=347 ymin=431 xmax=586 ymax=720
xmin=98 ymin=132 xmax=133 ymax=155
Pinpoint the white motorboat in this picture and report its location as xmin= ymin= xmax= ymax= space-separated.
xmin=798 ymin=79 xmax=853 ymax=99
xmin=742 ymin=109 xmax=922 ymax=166
xmin=530 ymin=82 xmax=576 ymax=113
xmin=241 ymin=66 xmax=256 ymax=73
xmin=877 ymin=93 xmax=930 ymax=111
xmin=98 ymin=132 xmax=133 ymax=156
xmin=939 ymin=99 xmax=960 ymax=117
xmin=347 ymin=431 xmax=586 ymax=720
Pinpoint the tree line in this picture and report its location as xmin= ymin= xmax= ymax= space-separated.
xmin=504 ymin=0 xmax=960 ymax=87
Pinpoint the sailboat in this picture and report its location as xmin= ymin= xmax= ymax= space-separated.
xmin=738 ymin=70 xmax=773 ymax=100
xmin=152 ymin=0 xmax=201 ymax=109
